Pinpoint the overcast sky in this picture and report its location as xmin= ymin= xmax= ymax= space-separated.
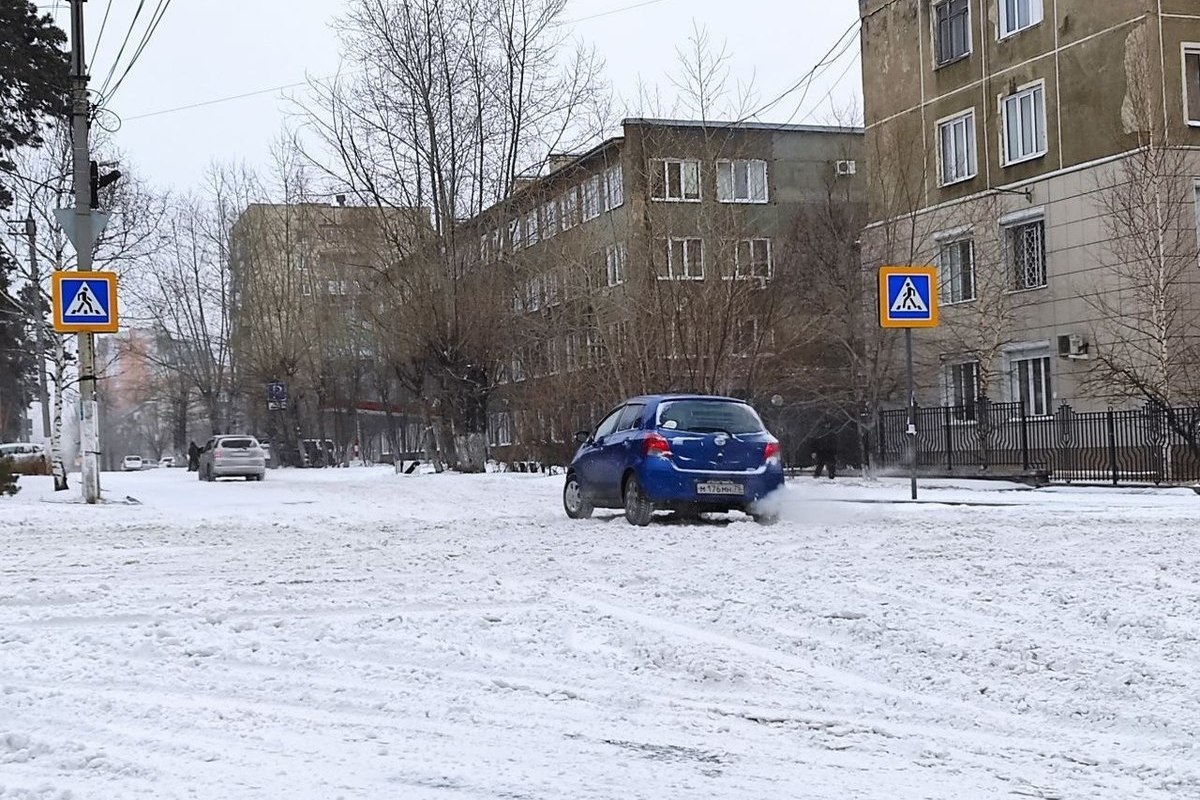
xmin=36 ymin=0 xmax=863 ymax=192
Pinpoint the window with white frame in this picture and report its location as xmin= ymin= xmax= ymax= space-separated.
xmin=934 ymin=0 xmax=971 ymax=66
xmin=512 ymin=289 xmax=524 ymax=313
xmin=299 ymin=265 xmax=313 ymax=297
xmin=508 ymin=218 xmax=520 ymax=252
xmin=937 ymin=110 xmax=977 ymax=185
xmin=1194 ymin=182 xmax=1200 ymax=255
xmin=606 ymin=243 xmax=627 ymax=286
xmin=479 ymin=232 xmax=489 ymax=263
xmin=582 ymin=175 xmax=602 ymax=220
xmin=565 ymin=332 xmax=583 ymax=372
xmin=999 ymin=0 xmax=1043 ymax=38
xmin=1002 ymin=83 xmax=1047 ymax=164
xmin=659 ymin=238 xmax=704 ymax=280
xmin=717 ymin=160 xmax=768 ymax=203
xmin=511 ymin=355 xmax=526 ymax=383
xmin=1185 ymin=47 xmax=1200 ymax=125
xmin=545 ymin=270 xmax=561 ymax=306
xmin=524 ymin=209 xmax=540 ymax=247
xmin=939 ymin=237 xmax=976 ymax=303
xmin=488 ymin=412 xmax=513 ymax=446
xmin=945 ymin=360 xmax=979 ymax=420
xmin=734 ymin=317 xmax=762 ymax=355
xmin=1009 ymin=349 xmax=1052 ymax=416
xmin=650 ymin=159 xmax=702 ymax=202
xmin=527 ymin=276 xmax=541 ymax=311
xmin=1006 ymin=217 xmax=1047 ymax=289
xmin=542 ymin=201 xmax=557 ymax=237
xmin=604 ymin=165 xmax=624 ymax=210
xmin=561 ymin=187 xmax=579 ymax=230
xmin=735 ymin=238 xmax=772 ymax=279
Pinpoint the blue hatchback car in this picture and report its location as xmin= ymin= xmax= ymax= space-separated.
xmin=563 ymin=394 xmax=785 ymax=526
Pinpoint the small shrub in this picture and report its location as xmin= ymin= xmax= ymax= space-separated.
xmin=0 ymin=457 xmax=19 ymax=497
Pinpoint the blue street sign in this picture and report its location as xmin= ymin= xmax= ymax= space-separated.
xmin=878 ymin=266 xmax=939 ymax=328
xmin=267 ymin=381 xmax=288 ymax=410
xmin=52 ymin=272 xmax=118 ymax=333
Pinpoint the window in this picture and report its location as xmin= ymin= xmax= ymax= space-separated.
xmin=659 ymin=238 xmax=704 ymax=280
xmin=604 ymin=165 xmax=624 ymax=210
xmin=527 ymin=276 xmax=541 ymax=311
xmin=657 ymin=400 xmax=765 ymax=435
xmin=565 ymin=332 xmax=583 ymax=372
xmin=508 ymin=218 xmax=520 ymax=252
xmin=945 ymin=360 xmax=979 ymax=420
xmin=1002 ymin=83 xmax=1047 ymax=164
xmin=479 ymin=232 xmax=490 ymax=263
xmin=299 ymin=266 xmax=313 ymax=297
xmin=593 ymin=407 xmax=623 ymax=440
xmin=1006 ymin=218 xmax=1046 ymax=289
xmin=734 ymin=318 xmax=760 ymax=355
xmin=1194 ymin=182 xmax=1200 ymax=255
xmin=1011 ymin=353 xmax=1052 ymax=416
xmin=939 ymin=238 xmax=976 ymax=303
xmin=582 ymin=176 xmax=602 ymax=221
xmin=616 ymin=403 xmax=645 ymax=432
xmin=524 ymin=210 xmax=540 ymax=247
xmin=735 ymin=238 xmax=772 ymax=279
xmin=934 ymin=0 xmax=970 ymax=66
xmin=999 ymin=0 xmax=1043 ymax=38
xmin=511 ymin=355 xmax=526 ymax=383
xmin=650 ymin=159 xmax=701 ymax=202
xmin=489 ymin=412 xmax=513 ymax=447
xmin=937 ymin=111 xmax=977 ymax=185
xmin=542 ymin=202 xmax=557 ymax=238
xmin=561 ymin=187 xmax=579 ymax=230
xmin=545 ymin=271 xmax=561 ymax=306
xmin=1185 ymin=47 xmax=1200 ymax=125
xmin=606 ymin=243 xmax=627 ymax=286
xmin=717 ymin=160 xmax=768 ymax=203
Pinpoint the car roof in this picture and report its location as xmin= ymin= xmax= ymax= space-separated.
xmin=625 ymin=394 xmax=747 ymax=405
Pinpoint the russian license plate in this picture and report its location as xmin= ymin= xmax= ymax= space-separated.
xmin=696 ymin=481 xmax=744 ymax=496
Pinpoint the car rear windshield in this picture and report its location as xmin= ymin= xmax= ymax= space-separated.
xmin=656 ymin=400 xmax=765 ymax=435
xmin=219 ymin=438 xmax=256 ymax=449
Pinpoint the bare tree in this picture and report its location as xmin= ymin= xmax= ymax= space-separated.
xmin=294 ymin=0 xmax=607 ymax=472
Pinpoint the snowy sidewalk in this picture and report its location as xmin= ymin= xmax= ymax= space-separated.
xmin=1 ymin=469 xmax=1198 ymax=799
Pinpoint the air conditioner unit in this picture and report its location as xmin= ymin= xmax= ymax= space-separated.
xmin=835 ymin=160 xmax=857 ymax=176
xmin=1057 ymin=334 xmax=1089 ymax=359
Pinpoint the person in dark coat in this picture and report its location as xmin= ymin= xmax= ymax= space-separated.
xmin=187 ymin=441 xmax=200 ymax=472
xmin=811 ymin=430 xmax=838 ymax=480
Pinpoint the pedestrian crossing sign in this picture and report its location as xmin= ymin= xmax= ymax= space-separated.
xmin=879 ymin=265 xmax=939 ymax=328
xmin=52 ymin=272 xmax=119 ymax=333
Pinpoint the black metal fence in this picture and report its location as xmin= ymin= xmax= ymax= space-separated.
xmin=874 ymin=398 xmax=1200 ymax=485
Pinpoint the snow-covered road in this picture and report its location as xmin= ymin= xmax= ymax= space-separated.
xmin=1 ymin=468 xmax=1198 ymax=799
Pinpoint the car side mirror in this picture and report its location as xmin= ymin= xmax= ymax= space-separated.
xmin=574 ymin=430 xmax=591 ymax=444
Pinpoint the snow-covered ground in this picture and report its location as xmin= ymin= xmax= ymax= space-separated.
xmin=2 ymin=468 xmax=1198 ymax=799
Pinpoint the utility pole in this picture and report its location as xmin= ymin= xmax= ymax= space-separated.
xmin=23 ymin=216 xmax=51 ymax=440
xmin=69 ymin=0 xmax=100 ymax=504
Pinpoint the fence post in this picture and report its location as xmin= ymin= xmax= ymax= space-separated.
xmin=1020 ymin=399 xmax=1030 ymax=472
xmin=943 ymin=404 xmax=953 ymax=472
xmin=1107 ymin=408 xmax=1118 ymax=486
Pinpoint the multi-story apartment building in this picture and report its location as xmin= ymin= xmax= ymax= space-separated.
xmin=465 ymin=117 xmax=864 ymax=462
xmin=860 ymin=0 xmax=1200 ymax=414
xmin=229 ymin=201 xmax=429 ymax=460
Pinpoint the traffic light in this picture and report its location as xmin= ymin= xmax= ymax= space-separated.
xmin=89 ymin=160 xmax=122 ymax=209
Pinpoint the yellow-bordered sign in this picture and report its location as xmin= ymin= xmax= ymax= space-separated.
xmin=52 ymin=272 xmax=119 ymax=334
xmin=878 ymin=265 xmax=939 ymax=329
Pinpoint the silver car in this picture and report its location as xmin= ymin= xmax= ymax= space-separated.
xmin=198 ymin=435 xmax=267 ymax=482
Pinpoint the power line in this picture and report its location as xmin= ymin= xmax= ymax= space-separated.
xmin=122 ymin=71 xmax=355 ymax=122
xmin=96 ymin=0 xmax=147 ymax=98
xmin=780 ymin=30 xmax=861 ymax=126
xmin=91 ymin=0 xmax=115 ymax=66
xmin=560 ymin=0 xmax=672 ymax=24
xmin=99 ymin=0 xmax=174 ymax=107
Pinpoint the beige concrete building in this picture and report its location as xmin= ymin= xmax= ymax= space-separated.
xmin=860 ymin=0 xmax=1200 ymax=414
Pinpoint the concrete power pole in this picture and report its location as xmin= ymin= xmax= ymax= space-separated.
xmin=69 ymin=0 xmax=101 ymax=504
xmin=23 ymin=217 xmax=51 ymax=440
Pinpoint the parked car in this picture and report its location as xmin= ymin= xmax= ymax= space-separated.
xmin=198 ymin=435 xmax=266 ymax=482
xmin=159 ymin=456 xmax=175 ymax=468
xmin=122 ymin=455 xmax=144 ymax=471
xmin=563 ymin=395 xmax=785 ymax=526
xmin=0 ymin=442 xmax=50 ymax=475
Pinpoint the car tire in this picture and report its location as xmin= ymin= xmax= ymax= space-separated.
xmin=563 ymin=474 xmax=593 ymax=519
xmin=752 ymin=512 xmax=780 ymax=526
xmin=623 ymin=474 xmax=654 ymax=527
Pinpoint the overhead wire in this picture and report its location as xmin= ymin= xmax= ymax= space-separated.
xmin=91 ymin=0 xmax=115 ymax=66
xmin=95 ymin=0 xmax=147 ymax=98
xmin=559 ymin=0 xmax=672 ymax=24
xmin=98 ymin=0 xmax=173 ymax=108
xmin=778 ymin=28 xmax=861 ymax=126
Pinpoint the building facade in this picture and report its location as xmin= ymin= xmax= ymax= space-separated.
xmin=860 ymin=0 xmax=1200 ymax=414
xmin=466 ymin=118 xmax=864 ymax=463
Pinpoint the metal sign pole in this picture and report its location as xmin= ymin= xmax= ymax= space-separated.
xmin=906 ymin=327 xmax=917 ymax=500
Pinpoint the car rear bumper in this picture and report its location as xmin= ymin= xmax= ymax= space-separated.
xmin=637 ymin=459 xmax=784 ymax=506
xmin=212 ymin=459 xmax=265 ymax=476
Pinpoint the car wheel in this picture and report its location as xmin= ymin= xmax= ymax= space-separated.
xmin=752 ymin=512 xmax=780 ymax=526
xmin=563 ymin=474 xmax=593 ymax=519
xmin=623 ymin=474 xmax=654 ymax=527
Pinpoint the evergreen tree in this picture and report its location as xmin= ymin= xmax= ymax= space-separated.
xmin=0 ymin=1 xmax=69 ymax=441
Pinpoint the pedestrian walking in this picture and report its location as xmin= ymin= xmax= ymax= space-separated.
xmin=187 ymin=441 xmax=200 ymax=472
xmin=812 ymin=430 xmax=838 ymax=480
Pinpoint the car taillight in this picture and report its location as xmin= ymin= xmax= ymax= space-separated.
xmin=764 ymin=442 xmax=781 ymax=465
xmin=215 ymin=449 xmax=225 ymax=459
xmin=644 ymin=434 xmax=672 ymax=457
